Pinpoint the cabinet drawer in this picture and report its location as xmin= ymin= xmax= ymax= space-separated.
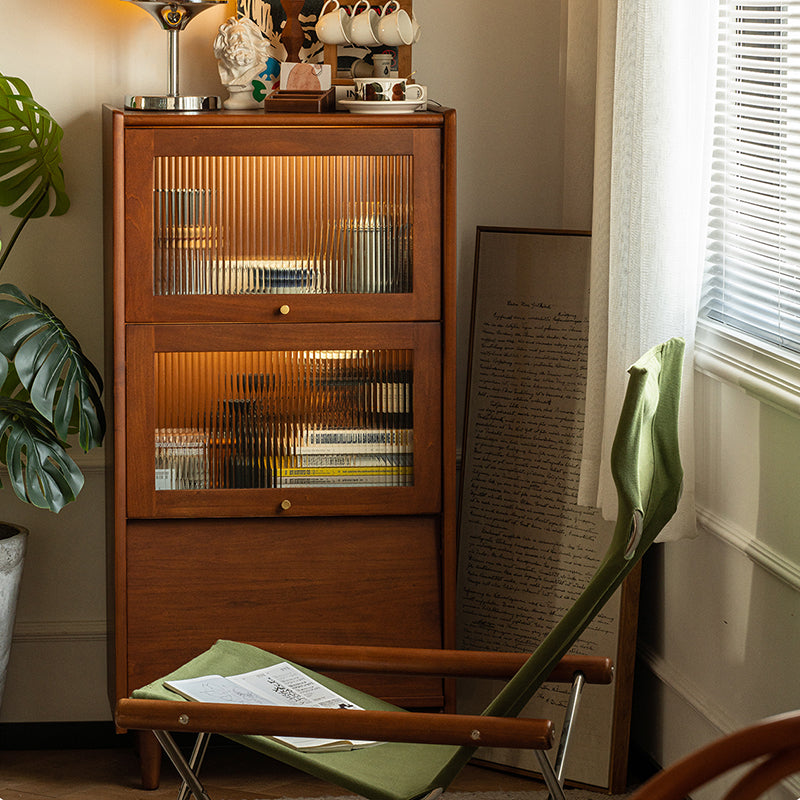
xmin=124 ymin=322 xmax=442 ymax=518
xmin=123 ymin=516 xmax=445 ymax=706
xmin=121 ymin=125 xmax=442 ymax=323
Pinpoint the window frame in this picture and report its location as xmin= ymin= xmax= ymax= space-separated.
xmin=696 ymin=318 xmax=800 ymax=415
xmin=696 ymin=1 xmax=800 ymax=414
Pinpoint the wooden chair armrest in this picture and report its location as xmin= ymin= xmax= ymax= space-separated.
xmin=115 ymin=698 xmax=554 ymax=750
xmin=247 ymin=642 xmax=614 ymax=685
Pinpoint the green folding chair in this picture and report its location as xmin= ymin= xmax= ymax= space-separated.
xmin=117 ymin=337 xmax=686 ymax=800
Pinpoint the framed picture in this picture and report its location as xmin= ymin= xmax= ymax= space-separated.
xmin=228 ymin=0 xmax=412 ymax=78
xmin=455 ymin=227 xmax=639 ymax=793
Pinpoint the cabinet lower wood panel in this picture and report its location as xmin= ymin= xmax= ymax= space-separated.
xmin=123 ymin=515 xmax=444 ymax=706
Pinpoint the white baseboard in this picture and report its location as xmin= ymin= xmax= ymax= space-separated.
xmin=636 ymin=644 xmax=800 ymax=800
xmin=633 ymin=498 xmax=800 ymax=799
xmin=637 ymin=641 xmax=738 ymax=738
xmin=12 ymin=619 xmax=108 ymax=644
xmin=2 ymin=625 xmax=112 ymax=723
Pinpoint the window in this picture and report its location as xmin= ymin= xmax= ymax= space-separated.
xmin=700 ymin=3 xmax=800 ymax=355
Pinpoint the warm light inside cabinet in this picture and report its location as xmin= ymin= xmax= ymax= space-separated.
xmin=154 ymin=349 xmax=414 ymax=490
xmin=154 ymin=155 xmax=413 ymax=295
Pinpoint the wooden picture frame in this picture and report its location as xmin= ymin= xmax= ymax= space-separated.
xmin=229 ymin=0 xmax=412 ymax=79
xmin=455 ymin=227 xmax=640 ymax=794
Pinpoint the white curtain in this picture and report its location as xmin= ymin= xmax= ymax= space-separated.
xmin=579 ymin=0 xmax=718 ymax=540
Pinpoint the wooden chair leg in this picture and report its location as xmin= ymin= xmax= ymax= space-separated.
xmin=137 ymin=729 xmax=163 ymax=789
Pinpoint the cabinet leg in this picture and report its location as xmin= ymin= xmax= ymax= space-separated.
xmin=137 ymin=730 xmax=163 ymax=789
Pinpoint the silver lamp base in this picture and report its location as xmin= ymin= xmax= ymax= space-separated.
xmin=120 ymin=0 xmax=227 ymax=112
xmin=125 ymin=94 xmax=221 ymax=111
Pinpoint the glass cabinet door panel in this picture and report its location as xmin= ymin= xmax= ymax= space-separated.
xmin=154 ymin=155 xmax=412 ymax=297
xmin=125 ymin=323 xmax=441 ymax=518
xmin=154 ymin=348 xmax=414 ymax=491
xmin=122 ymin=125 xmax=443 ymax=323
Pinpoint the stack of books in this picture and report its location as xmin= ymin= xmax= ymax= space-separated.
xmin=154 ymin=354 xmax=415 ymax=490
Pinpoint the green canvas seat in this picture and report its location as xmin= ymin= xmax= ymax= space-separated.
xmin=130 ymin=639 xmax=468 ymax=800
xmin=118 ymin=337 xmax=686 ymax=800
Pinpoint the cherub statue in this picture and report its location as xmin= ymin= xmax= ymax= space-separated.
xmin=213 ymin=16 xmax=284 ymax=109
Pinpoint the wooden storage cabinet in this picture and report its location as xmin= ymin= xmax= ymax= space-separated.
xmin=103 ymin=107 xmax=457 ymax=724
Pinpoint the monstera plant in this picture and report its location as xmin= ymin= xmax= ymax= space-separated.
xmin=0 ymin=72 xmax=105 ymax=513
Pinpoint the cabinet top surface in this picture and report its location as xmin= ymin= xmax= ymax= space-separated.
xmin=104 ymin=105 xmax=454 ymax=129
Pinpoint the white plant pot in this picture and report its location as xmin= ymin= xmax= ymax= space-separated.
xmin=0 ymin=522 xmax=27 ymax=711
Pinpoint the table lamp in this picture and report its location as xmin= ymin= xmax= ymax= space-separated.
xmin=121 ymin=0 xmax=227 ymax=110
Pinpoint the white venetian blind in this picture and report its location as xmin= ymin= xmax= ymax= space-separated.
xmin=700 ymin=2 xmax=800 ymax=354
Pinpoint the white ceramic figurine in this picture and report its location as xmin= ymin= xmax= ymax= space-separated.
xmin=213 ymin=16 xmax=283 ymax=108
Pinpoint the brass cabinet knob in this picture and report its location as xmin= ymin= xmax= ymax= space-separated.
xmin=279 ymin=304 xmax=290 ymax=315
xmin=280 ymin=499 xmax=292 ymax=511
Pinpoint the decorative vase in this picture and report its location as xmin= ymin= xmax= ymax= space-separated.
xmin=281 ymin=0 xmax=306 ymax=61
xmin=0 ymin=522 xmax=27 ymax=711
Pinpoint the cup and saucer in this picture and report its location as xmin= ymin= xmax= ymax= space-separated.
xmin=341 ymin=98 xmax=426 ymax=114
xmin=341 ymin=77 xmax=427 ymax=114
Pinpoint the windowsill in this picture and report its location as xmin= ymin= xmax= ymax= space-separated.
xmin=695 ymin=320 xmax=800 ymax=418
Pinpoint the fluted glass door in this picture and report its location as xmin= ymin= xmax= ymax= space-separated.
xmin=154 ymin=348 xmax=414 ymax=490
xmin=153 ymin=155 xmax=413 ymax=297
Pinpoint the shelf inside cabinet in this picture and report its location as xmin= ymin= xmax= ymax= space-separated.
xmin=153 ymin=348 xmax=415 ymax=492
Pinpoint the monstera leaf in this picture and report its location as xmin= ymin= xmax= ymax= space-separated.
xmin=0 ymin=284 xmax=104 ymax=446
xmin=0 ymin=73 xmax=69 ymax=220
xmin=0 ymin=73 xmax=70 ymax=270
xmin=0 ymin=395 xmax=84 ymax=512
xmin=0 ymin=284 xmax=105 ymax=511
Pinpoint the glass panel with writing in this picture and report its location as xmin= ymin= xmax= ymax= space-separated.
xmin=154 ymin=349 xmax=413 ymax=490
xmin=154 ymin=155 xmax=412 ymax=296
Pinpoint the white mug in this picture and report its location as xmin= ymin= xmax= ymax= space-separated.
xmin=350 ymin=58 xmax=374 ymax=78
xmin=378 ymin=0 xmax=413 ymax=46
xmin=349 ymin=0 xmax=381 ymax=47
xmin=411 ymin=10 xmax=421 ymax=43
xmin=315 ymin=0 xmax=352 ymax=45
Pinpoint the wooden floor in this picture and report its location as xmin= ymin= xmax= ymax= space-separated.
xmin=0 ymin=740 xmax=549 ymax=800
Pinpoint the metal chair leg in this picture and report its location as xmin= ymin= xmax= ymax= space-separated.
xmin=535 ymin=750 xmax=567 ymax=800
xmin=553 ymin=672 xmax=586 ymax=783
xmin=177 ymin=732 xmax=212 ymax=800
xmin=544 ymin=671 xmax=586 ymax=800
xmin=153 ymin=729 xmax=214 ymax=800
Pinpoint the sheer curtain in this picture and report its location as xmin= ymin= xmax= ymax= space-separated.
xmin=579 ymin=0 xmax=718 ymax=540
